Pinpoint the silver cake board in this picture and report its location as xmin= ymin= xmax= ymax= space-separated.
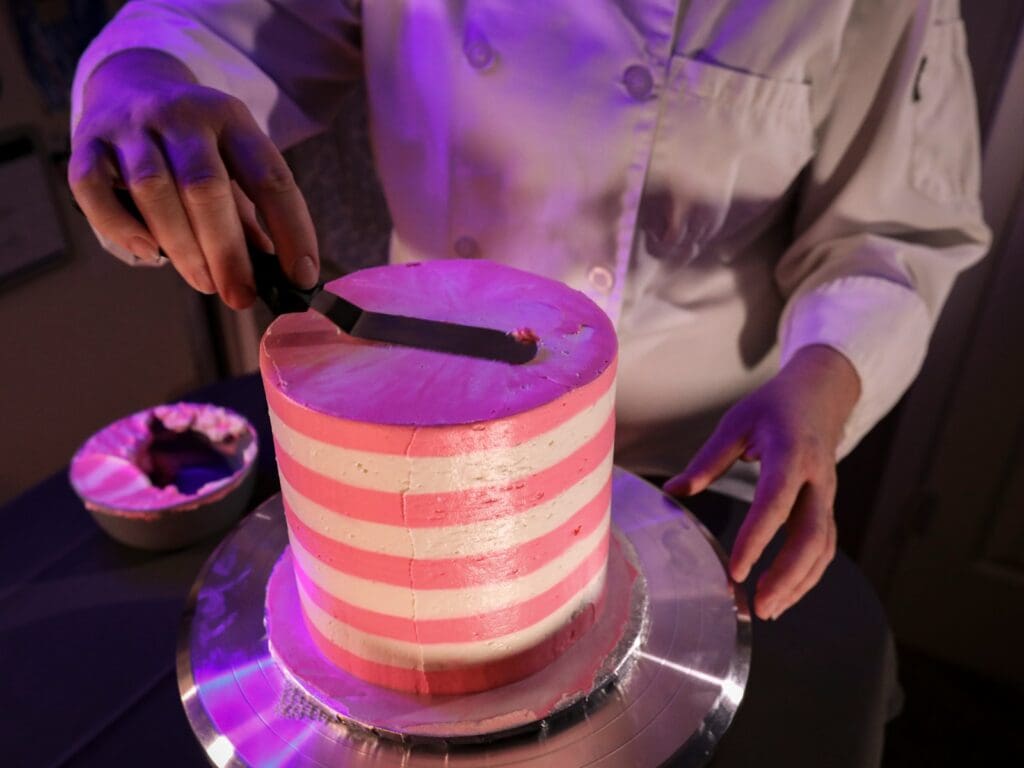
xmin=177 ymin=467 xmax=752 ymax=767
xmin=265 ymin=527 xmax=648 ymax=743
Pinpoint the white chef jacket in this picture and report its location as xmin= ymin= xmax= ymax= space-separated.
xmin=71 ymin=0 xmax=991 ymax=479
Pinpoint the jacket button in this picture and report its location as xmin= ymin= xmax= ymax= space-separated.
xmin=587 ymin=264 xmax=615 ymax=292
xmin=623 ymin=64 xmax=654 ymax=99
xmin=464 ymin=30 xmax=495 ymax=70
xmin=453 ymin=236 xmax=481 ymax=258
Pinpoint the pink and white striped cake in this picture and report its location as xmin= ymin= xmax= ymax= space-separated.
xmin=260 ymin=260 xmax=617 ymax=695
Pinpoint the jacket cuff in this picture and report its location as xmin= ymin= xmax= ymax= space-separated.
xmin=779 ymin=275 xmax=932 ymax=458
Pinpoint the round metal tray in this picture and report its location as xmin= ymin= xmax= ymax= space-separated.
xmin=177 ymin=467 xmax=751 ymax=767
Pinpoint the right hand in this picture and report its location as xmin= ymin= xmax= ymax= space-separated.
xmin=68 ymin=49 xmax=319 ymax=309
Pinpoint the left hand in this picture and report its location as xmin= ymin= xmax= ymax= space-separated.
xmin=664 ymin=345 xmax=861 ymax=620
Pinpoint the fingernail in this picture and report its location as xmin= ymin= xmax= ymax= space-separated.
xmin=293 ymin=255 xmax=319 ymax=288
xmin=129 ymin=236 xmax=160 ymax=262
xmin=194 ymin=266 xmax=216 ymax=294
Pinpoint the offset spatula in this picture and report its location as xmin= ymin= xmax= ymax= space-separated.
xmin=248 ymin=248 xmax=538 ymax=365
xmin=107 ymin=188 xmax=538 ymax=365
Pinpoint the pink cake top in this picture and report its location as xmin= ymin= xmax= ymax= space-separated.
xmin=261 ymin=260 xmax=617 ymax=425
xmin=69 ymin=402 xmax=258 ymax=514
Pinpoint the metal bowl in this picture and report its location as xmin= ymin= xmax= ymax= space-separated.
xmin=69 ymin=402 xmax=259 ymax=550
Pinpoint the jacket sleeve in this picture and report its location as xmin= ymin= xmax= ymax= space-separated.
xmin=70 ymin=0 xmax=362 ymax=149
xmin=775 ymin=0 xmax=991 ymax=457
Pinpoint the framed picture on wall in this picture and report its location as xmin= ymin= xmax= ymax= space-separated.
xmin=0 ymin=129 xmax=69 ymax=291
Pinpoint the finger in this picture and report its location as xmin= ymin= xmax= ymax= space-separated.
xmin=774 ymin=514 xmax=836 ymax=617
xmin=728 ymin=449 xmax=803 ymax=584
xmin=231 ymin=180 xmax=275 ymax=253
xmin=68 ymin=137 xmax=161 ymax=261
xmin=664 ymin=413 xmax=748 ymax=497
xmin=753 ymin=483 xmax=832 ymax=619
xmin=116 ymin=135 xmax=216 ymax=294
xmin=220 ymin=108 xmax=319 ymax=287
xmin=162 ymin=130 xmax=254 ymax=308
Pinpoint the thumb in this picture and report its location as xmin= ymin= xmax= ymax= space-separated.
xmin=664 ymin=416 xmax=747 ymax=497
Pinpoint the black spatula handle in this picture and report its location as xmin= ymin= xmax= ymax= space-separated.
xmin=246 ymin=247 xmax=322 ymax=315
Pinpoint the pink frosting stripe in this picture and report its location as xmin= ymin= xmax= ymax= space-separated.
xmin=300 ymin=585 xmax=606 ymax=695
xmin=293 ymin=528 xmax=609 ymax=644
xmin=282 ymin=476 xmax=611 ymax=589
xmin=274 ymin=414 xmax=615 ymax=529
xmin=263 ymin=363 xmax=615 ymax=457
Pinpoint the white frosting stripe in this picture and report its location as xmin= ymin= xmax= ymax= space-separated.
xmin=280 ymin=450 xmax=612 ymax=558
xmin=296 ymin=561 xmax=608 ymax=668
xmin=268 ymin=385 xmax=614 ymax=494
xmin=289 ymin=512 xmax=610 ymax=620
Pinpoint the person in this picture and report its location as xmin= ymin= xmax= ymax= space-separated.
xmin=68 ymin=1 xmax=990 ymax=622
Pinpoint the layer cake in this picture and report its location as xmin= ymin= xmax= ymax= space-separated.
xmin=260 ymin=259 xmax=617 ymax=694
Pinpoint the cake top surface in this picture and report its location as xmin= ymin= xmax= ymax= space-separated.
xmin=260 ymin=260 xmax=617 ymax=426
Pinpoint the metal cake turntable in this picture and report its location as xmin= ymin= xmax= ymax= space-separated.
xmin=177 ymin=467 xmax=751 ymax=767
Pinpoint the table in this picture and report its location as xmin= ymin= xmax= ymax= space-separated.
xmin=0 ymin=374 xmax=898 ymax=767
